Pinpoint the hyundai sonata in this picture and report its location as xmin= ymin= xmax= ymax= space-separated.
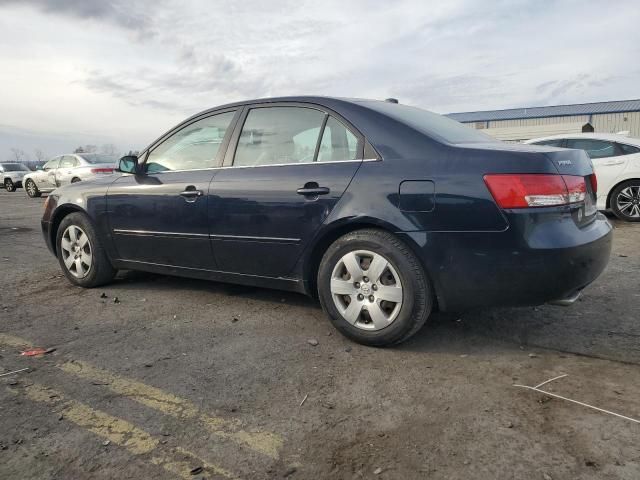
xmin=41 ymin=97 xmax=612 ymax=346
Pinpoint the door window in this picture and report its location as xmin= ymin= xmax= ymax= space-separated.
xmin=43 ymin=158 xmax=60 ymax=171
xmin=565 ymin=139 xmax=617 ymax=159
xmin=532 ymin=139 xmax=564 ymax=147
xmin=60 ymin=156 xmax=77 ymax=168
xmin=145 ymin=111 xmax=236 ymax=173
xmin=317 ymin=116 xmax=360 ymax=162
xmin=233 ymin=107 xmax=326 ymax=167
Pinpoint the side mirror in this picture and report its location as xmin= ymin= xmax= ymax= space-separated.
xmin=118 ymin=155 xmax=139 ymax=174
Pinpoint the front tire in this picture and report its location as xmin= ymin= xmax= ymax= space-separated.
xmin=25 ymin=179 xmax=41 ymax=198
xmin=56 ymin=212 xmax=117 ymax=287
xmin=71 ymin=177 xmax=81 ymax=183
xmin=611 ymin=180 xmax=640 ymax=222
xmin=4 ymin=179 xmax=15 ymax=192
xmin=318 ymin=229 xmax=433 ymax=346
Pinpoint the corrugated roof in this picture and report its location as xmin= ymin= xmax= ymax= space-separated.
xmin=446 ymin=99 xmax=640 ymax=123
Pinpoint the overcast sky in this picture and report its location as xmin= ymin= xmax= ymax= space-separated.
xmin=1 ymin=0 xmax=639 ymax=161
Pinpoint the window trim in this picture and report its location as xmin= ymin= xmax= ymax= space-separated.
xmin=222 ymin=102 xmax=367 ymax=168
xmin=140 ymin=108 xmax=240 ymax=173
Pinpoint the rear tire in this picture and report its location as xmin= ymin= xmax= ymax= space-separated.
xmin=318 ymin=229 xmax=433 ymax=347
xmin=56 ymin=212 xmax=117 ymax=288
xmin=25 ymin=179 xmax=41 ymax=198
xmin=4 ymin=179 xmax=15 ymax=192
xmin=71 ymin=177 xmax=81 ymax=183
xmin=611 ymin=180 xmax=640 ymax=222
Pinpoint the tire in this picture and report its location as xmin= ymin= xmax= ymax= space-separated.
xmin=71 ymin=177 xmax=81 ymax=183
xmin=55 ymin=212 xmax=117 ymax=288
xmin=317 ymin=229 xmax=433 ymax=347
xmin=610 ymin=180 xmax=640 ymax=222
xmin=25 ymin=179 xmax=41 ymax=198
xmin=4 ymin=178 xmax=15 ymax=192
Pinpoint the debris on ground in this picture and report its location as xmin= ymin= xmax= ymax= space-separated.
xmin=374 ymin=467 xmax=383 ymax=475
xmin=102 ymin=440 xmax=110 ymax=446
xmin=299 ymin=394 xmax=308 ymax=407
xmin=282 ymin=466 xmax=297 ymax=477
xmin=528 ymin=353 xmax=538 ymax=358
xmin=113 ymin=297 xmax=120 ymax=304
xmin=20 ymin=348 xmax=48 ymax=357
xmin=0 ymin=367 xmax=29 ymax=377
xmin=307 ymin=338 xmax=319 ymax=346
xmin=100 ymin=292 xmax=108 ymax=298
xmin=190 ymin=466 xmax=203 ymax=475
xmin=543 ymin=473 xmax=553 ymax=480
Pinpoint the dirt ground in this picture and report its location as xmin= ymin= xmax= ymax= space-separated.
xmin=1 ymin=189 xmax=639 ymax=480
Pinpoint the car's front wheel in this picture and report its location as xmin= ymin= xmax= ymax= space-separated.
xmin=318 ymin=229 xmax=433 ymax=346
xmin=611 ymin=180 xmax=640 ymax=222
xmin=4 ymin=178 xmax=15 ymax=192
xmin=56 ymin=212 xmax=117 ymax=287
xmin=25 ymin=179 xmax=41 ymax=198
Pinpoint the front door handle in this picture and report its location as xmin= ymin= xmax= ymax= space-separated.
xmin=180 ymin=186 xmax=204 ymax=201
xmin=297 ymin=186 xmax=330 ymax=196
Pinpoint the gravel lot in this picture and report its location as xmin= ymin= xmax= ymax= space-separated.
xmin=1 ymin=189 xmax=639 ymax=479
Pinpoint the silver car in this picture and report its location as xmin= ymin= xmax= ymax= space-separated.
xmin=23 ymin=153 xmax=117 ymax=198
xmin=1 ymin=163 xmax=30 ymax=192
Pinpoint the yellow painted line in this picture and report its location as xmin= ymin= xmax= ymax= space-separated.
xmin=0 ymin=334 xmax=281 ymax=458
xmin=15 ymin=383 xmax=239 ymax=480
xmin=60 ymin=360 xmax=282 ymax=458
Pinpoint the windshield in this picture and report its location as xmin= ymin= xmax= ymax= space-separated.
xmin=79 ymin=154 xmax=117 ymax=165
xmin=361 ymin=101 xmax=497 ymax=144
xmin=1 ymin=163 xmax=29 ymax=172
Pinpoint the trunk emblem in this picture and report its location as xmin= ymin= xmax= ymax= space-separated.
xmin=558 ymin=160 xmax=572 ymax=166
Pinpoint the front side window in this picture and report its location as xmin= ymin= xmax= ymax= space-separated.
xmin=145 ymin=111 xmax=235 ymax=173
xmin=43 ymin=158 xmax=60 ymax=171
xmin=317 ymin=116 xmax=360 ymax=162
xmin=618 ymin=143 xmax=640 ymax=155
xmin=234 ymin=107 xmax=326 ymax=167
xmin=565 ymin=139 xmax=617 ymax=159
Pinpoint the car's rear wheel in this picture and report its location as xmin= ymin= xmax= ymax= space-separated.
xmin=71 ymin=177 xmax=81 ymax=183
xmin=25 ymin=179 xmax=41 ymax=198
xmin=56 ymin=212 xmax=117 ymax=287
xmin=611 ymin=180 xmax=640 ymax=222
xmin=4 ymin=179 xmax=15 ymax=192
xmin=318 ymin=229 xmax=432 ymax=346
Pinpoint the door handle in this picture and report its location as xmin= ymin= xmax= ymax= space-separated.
xmin=180 ymin=189 xmax=204 ymax=198
xmin=603 ymin=159 xmax=624 ymax=166
xmin=297 ymin=186 xmax=330 ymax=196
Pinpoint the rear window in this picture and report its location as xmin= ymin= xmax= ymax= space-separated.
xmin=79 ymin=154 xmax=117 ymax=164
xmin=361 ymin=101 xmax=496 ymax=144
xmin=618 ymin=143 xmax=640 ymax=155
xmin=532 ymin=139 xmax=565 ymax=147
xmin=1 ymin=163 xmax=29 ymax=171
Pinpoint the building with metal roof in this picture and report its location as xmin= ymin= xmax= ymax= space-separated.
xmin=446 ymin=99 xmax=640 ymax=142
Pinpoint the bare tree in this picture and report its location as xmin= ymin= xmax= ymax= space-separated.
xmin=10 ymin=148 xmax=28 ymax=162
xmin=34 ymin=149 xmax=46 ymax=162
xmin=100 ymin=143 xmax=118 ymax=156
xmin=74 ymin=145 xmax=97 ymax=154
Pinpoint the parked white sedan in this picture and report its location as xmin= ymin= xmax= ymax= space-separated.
xmin=525 ymin=133 xmax=640 ymax=221
xmin=23 ymin=153 xmax=116 ymax=198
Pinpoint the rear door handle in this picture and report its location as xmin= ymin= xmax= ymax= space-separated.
xmin=603 ymin=159 xmax=625 ymax=166
xmin=297 ymin=186 xmax=330 ymax=196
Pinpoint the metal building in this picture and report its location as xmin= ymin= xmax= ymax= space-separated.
xmin=447 ymin=99 xmax=640 ymax=142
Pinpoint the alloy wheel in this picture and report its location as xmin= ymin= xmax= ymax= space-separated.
xmin=26 ymin=180 xmax=37 ymax=197
xmin=330 ymin=249 xmax=403 ymax=331
xmin=61 ymin=225 xmax=93 ymax=278
xmin=616 ymin=185 xmax=640 ymax=219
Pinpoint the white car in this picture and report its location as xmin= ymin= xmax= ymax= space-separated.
xmin=0 ymin=162 xmax=30 ymax=192
xmin=23 ymin=153 xmax=117 ymax=198
xmin=525 ymin=133 xmax=640 ymax=222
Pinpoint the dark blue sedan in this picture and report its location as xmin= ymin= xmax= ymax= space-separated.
xmin=41 ymin=97 xmax=612 ymax=346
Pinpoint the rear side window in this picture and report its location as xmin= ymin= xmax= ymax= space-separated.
xmin=317 ymin=116 xmax=360 ymax=162
xmin=146 ymin=111 xmax=235 ymax=172
xmin=618 ymin=143 xmax=640 ymax=155
xmin=565 ymin=139 xmax=617 ymax=159
xmin=60 ymin=156 xmax=78 ymax=168
xmin=360 ymin=101 xmax=496 ymax=144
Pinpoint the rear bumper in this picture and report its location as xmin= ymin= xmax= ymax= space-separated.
xmin=401 ymin=211 xmax=612 ymax=311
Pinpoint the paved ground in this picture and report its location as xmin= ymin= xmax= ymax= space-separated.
xmin=1 ymin=189 xmax=639 ymax=480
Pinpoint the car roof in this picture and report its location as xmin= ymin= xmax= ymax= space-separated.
xmin=526 ymin=132 xmax=640 ymax=147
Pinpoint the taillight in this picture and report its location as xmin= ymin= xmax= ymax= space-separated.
xmin=91 ymin=168 xmax=113 ymax=174
xmin=483 ymin=174 xmax=586 ymax=209
xmin=589 ymin=173 xmax=597 ymax=194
